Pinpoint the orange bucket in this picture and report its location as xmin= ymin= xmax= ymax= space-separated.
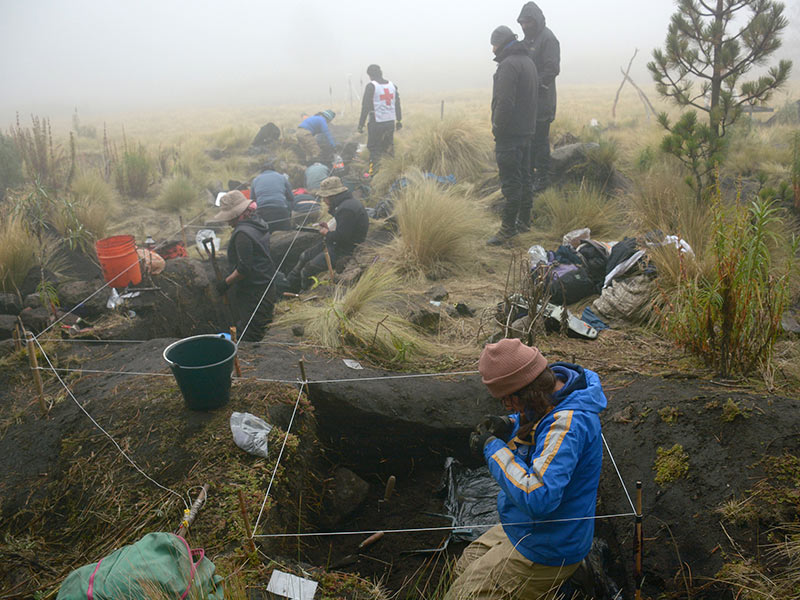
xmin=96 ymin=235 xmax=142 ymax=288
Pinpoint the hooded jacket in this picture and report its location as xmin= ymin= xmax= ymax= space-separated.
xmin=483 ymin=363 xmax=607 ymax=566
xmin=298 ymin=115 xmax=336 ymax=148
xmin=518 ymin=2 xmax=560 ymax=122
xmin=491 ymin=40 xmax=538 ymax=141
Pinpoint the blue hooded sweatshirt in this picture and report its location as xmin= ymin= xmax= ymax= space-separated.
xmin=298 ymin=115 xmax=336 ymax=148
xmin=483 ymin=362 xmax=607 ymax=566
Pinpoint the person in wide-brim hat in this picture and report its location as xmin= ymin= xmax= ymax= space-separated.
xmin=314 ymin=176 xmax=349 ymax=197
xmin=212 ymin=190 xmax=251 ymax=223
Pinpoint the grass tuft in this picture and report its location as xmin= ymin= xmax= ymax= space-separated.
xmin=408 ymin=116 xmax=492 ymax=182
xmin=383 ymin=170 xmax=486 ymax=279
xmin=65 ymin=171 xmax=117 ymax=239
xmin=0 ymin=216 xmax=36 ymax=293
xmin=535 ymin=182 xmax=622 ymax=243
xmin=159 ymin=175 xmax=198 ymax=213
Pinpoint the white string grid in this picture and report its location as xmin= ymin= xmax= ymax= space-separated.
xmin=32 ymin=335 xmax=189 ymax=509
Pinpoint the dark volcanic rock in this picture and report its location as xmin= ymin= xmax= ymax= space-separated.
xmin=426 ymin=285 xmax=449 ymax=301
xmin=58 ymin=279 xmax=107 ymax=318
xmin=19 ymin=307 xmax=50 ymax=333
xmin=331 ymin=467 xmax=370 ymax=519
xmin=271 ymin=231 xmax=320 ymax=274
xmin=0 ymin=293 xmax=21 ymax=315
xmin=0 ymin=314 xmax=18 ymax=340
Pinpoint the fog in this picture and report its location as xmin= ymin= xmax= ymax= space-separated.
xmin=1 ymin=0 xmax=798 ymax=121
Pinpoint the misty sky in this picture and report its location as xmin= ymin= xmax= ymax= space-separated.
xmin=1 ymin=0 xmax=798 ymax=119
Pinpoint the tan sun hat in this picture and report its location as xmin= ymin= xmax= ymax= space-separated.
xmin=212 ymin=190 xmax=251 ymax=222
xmin=315 ymin=176 xmax=348 ymax=198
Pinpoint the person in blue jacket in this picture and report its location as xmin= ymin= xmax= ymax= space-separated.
xmin=250 ymin=160 xmax=294 ymax=231
xmin=445 ymin=338 xmax=607 ymax=600
xmin=296 ymin=110 xmax=336 ymax=163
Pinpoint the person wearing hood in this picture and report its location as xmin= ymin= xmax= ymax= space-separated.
xmin=212 ymin=191 xmax=279 ymax=342
xmin=358 ymin=64 xmax=402 ymax=172
xmin=286 ymin=176 xmax=369 ymax=292
xmin=487 ymin=25 xmax=538 ymax=246
xmin=297 ymin=110 xmax=337 ymax=163
xmin=518 ymin=2 xmax=560 ymax=198
xmin=445 ymin=339 xmax=607 ymax=600
xmin=250 ymin=160 xmax=294 ymax=231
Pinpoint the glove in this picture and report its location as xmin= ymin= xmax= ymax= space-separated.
xmin=481 ymin=415 xmax=513 ymax=439
xmin=214 ymin=280 xmax=230 ymax=295
xmin=358 ymin=126 xmax=364 ymax=134
xmin=395 ymin=121 xmax=403 ymax=131
xmin=469 ymin=427 xmax=495 ymax=456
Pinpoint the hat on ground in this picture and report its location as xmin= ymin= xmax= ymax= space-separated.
xmin=479 ymin=338 xmax=548 ymax=398
xmin=490 ymin=25 xmax=517 ymax=48
xmin=212 ymin=190 xmax=251 ymax=222
xmin=320 ymin=109 xmax=336 ymax=121
xmin=316 ymin=176 xmax=348 ymax=198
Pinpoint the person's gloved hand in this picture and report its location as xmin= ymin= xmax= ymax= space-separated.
xmin=395 ymin=121 xmax=403 ymax=131
xmin=481 ymin=415 xmax=513 ymax=439
xmin=214 ymin=280 xmax=230 ymax=296
xmin=469 ymin=426 xmax=495 ymax=456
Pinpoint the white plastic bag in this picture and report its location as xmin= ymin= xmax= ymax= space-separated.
xmin=230 ymin=412 xmax=273 ymax=459
xmin=527 ymin=245 xmax=548 ymax=268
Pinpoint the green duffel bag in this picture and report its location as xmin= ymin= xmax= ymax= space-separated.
xmin=57 ymin=532 xmax=224 ymax=599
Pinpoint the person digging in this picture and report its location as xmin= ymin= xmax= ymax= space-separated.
xmin=212 ymin=191 xmax=278 ymax=342
xmin=286 ymin=176 xmax=368 ymax=293
xmin=444 ymin=339 xmax=607 ymax=600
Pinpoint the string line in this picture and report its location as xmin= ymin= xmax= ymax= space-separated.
xmin=602 ymin=432 xmax=636 ymax=514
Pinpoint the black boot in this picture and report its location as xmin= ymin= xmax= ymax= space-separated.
xmin=516 ymin=206 xmax=532 ymax=233
xmin=487 ymin=226 xmax=517 ymax=246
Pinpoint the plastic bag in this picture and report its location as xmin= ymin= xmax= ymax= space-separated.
xmin=442 ymin=457 xmax=500 ymax=542
xmin=230 ymin=412 xmax=272 ymax=459
xmin=196 ymin=230 xmax=220 ymax=256
xmin=527 ymin=245 xmax=547 ymax=268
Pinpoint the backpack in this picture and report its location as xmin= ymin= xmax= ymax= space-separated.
xmin=56 ymin=532 xmax=224 ymax=600
xmin=548 ymin=266 xmax=598 ymax=305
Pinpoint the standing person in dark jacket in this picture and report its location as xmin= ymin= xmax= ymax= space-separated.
xmin=358 ymin=64 xmax=402 ymax=173
xmin=445 ymin=339 xmax=606 ymax=600
xmin=250 ymin=161 xmax=294 ymax=231
xmin=212 ymin=191 xmax=278 ymax=342
xmin=287 ymin=177 xmax=369 ymax=292
xmin=518 ymin=2 xmax=560 ymax=199
xmin=487 ymin=25 xmax=538 ymax=246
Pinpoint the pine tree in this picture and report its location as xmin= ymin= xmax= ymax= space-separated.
xmin=649 ymin=0 xmax=792 ymax=201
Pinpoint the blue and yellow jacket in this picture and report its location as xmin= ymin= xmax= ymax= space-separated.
xmin=483 ymin=363 xmax=606 ymax=566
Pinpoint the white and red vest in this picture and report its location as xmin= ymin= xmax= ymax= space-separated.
xmin=372 ymin=81 xmax=397 ymax=123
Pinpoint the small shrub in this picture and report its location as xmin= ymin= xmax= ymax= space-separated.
xmin=67 ymin=172 xmax=117 ymax=239
xmin=159 ymin=175 xmax=198 ymax=212
xmin=384 ymin=170 xmax=485 ymax=278
xmin=0 ymin=133 xmax=24 ymax=200
xmin=0 ymin=216 xmax=36 ymax=293
xmin=793 ymin=131 xmax=800 ymax=210
xmin=653 ymin=443 xmax=689 ymax=485
xmin=206 ymin=126 xmax=253 ymax=153
xmin=575 ymin=139 xmax=618 ymax=189
xmin=407 ymin=116 xmax=493 ymax=182
xmin=659 ymin=188 xmax=798 ymax=378
xmin=115 ymin=144 xmax=152 ymax=197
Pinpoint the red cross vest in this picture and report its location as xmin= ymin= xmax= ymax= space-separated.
xmin=372 ymin=81 xmax=397 ymax=123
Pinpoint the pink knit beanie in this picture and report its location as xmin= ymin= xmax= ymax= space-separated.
xmin=479 ymin=338 xmax=548 ymax=398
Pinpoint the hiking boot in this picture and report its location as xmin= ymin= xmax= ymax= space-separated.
xmin=515 ymin=218 xmax=531 ymax=233
xmin=487 ymin=227 xmax=516 ymax=246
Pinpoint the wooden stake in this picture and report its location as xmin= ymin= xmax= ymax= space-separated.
xmin=179 ymin=215 xmax=188 ymax=254
xmin=25 ymin=331 xmax=47 ymax=416
xmin=440 ymin=100 xmax=445 ymax=121
xmin=177 ymin=483 xmax=209 ymax=537
xmin=322 ymin=244 xmax=335 ymax=282
xmin=358 ymin=531 xmax=384 ymax=549
xmin=383 ymin=475 xmax=396 ymax=503
xmin=298 ymin=358 xmax=308 ymax=387
xmin=230 ymin=326 xmax=242 ymax=377
xmin=635 ymin=480 xmax=643 ymax=600
xmin=12 ymin=324 xmax=22 ymax=352
xmin=237 ymin=488 xmax=257 ymax=554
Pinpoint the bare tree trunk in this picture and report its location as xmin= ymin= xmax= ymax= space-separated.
xmin=612 ymin=49 xmax=639 ymax=120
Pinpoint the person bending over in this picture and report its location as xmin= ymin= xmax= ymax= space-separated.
xmin=445 ymin=338 xmax=607 ymax=600
xmin=250 ymin=160 xmax=294 ymax=231
xmin=212 ymin=191 xmax=278 ymax=342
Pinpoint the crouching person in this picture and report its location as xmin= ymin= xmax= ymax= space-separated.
xmin=287 ymin=176 xmax=368 ymax=292
xmin=445 ymin=339 xmax=607 ymax=600
xmin=212 ymin=191 xmax=277 ymax=342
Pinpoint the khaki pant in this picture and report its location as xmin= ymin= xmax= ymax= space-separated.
xmin=296 ymin=128 xmax=319 ymax=160
xmin=444 ymin=525 xmax=579 ymax=600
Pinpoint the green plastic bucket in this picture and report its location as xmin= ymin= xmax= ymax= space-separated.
xmin=163 ymin=334 xmax=236 ymax=410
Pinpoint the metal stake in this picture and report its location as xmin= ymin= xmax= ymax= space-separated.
xmin=635 ymin=480 xmax=643 ymax=600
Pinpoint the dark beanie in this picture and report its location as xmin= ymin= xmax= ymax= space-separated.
xmin=490 ymin=25 xmax=516 ymax=48
xmin=367 ymin=64 xmax=382 ymax=78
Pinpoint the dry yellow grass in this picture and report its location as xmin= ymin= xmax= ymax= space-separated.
xmin=0 ymin=216 xmax=36 ymax=293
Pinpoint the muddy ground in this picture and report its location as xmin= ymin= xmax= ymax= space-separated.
xmin=2 ymin=323 xmax=799 ymax=598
